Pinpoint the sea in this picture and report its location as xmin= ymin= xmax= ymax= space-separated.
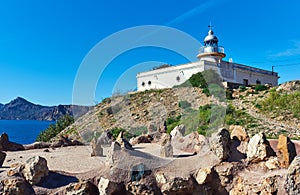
xmin=0 ymin=120 xmax=55 ymax=144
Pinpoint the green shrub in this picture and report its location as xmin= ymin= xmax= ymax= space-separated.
xmin=255 ymin=84 xmax=268 ymax=91
xmin=178 ymin=100 xmax=191 ymax=109
xmin=36 ymin=115 xmax=74 ymax=142
xmin=239 ymin=85 xmax=246 ymax=92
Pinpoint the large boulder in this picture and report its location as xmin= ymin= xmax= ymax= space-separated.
xmin=229 ymin=125 xmax=249 ymax=142
xmin=90 ymin=137 xmax=103 ymax=157
xmin=285 ymin=156 xmax=300 ymax=194
xmin=246 ymin=133 xmax=276 ymax=163
xmin=21 ymin=156 xmax=49 ymax=185
xmin=209 ymin=128 xmax=231 ymax=161
xmin=1 ymin=176 xmax=35 ymax=195
xmin=62 ymin=180 xmax=99 ymax=195
xmin=277 ymin=134 xmax=296 ymax=168
xmin=0 ymin=151 xmax=6 ymax=167
xmin=160 ymin=134 xmax=173 ymax=158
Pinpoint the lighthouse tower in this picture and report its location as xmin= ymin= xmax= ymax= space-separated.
xmin=197 ymin=25 xmax=226 ymax=64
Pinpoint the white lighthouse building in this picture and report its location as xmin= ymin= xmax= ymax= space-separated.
xmin=136 ymin=26 xmax=279 ymax=91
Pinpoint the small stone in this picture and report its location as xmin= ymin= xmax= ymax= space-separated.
xmin=229 ymin=125 xmax=249 ymax=142
xmin=98 ymin=177 xmax=122 ymax=195
xmin=265 ymin=157 xmax=280 ymax=170
xmin=195 ymin=167 xmax=212 ymax=184
xmin=63 ymin=180 xmax=99 ymax=195
xmin=1 ymin=176 xmax=35 ymax=195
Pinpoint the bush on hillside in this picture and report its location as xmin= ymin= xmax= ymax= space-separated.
xmin=36 ymin=115 xmax=74 ymax=142
xmin=178 ymin=100 xmax=191 ymax=109
xmin=255 ymin=84 xmax=268 ymax=91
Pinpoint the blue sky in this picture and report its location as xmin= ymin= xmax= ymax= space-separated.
xmin=1 ymin=0 xmax=299 ymax=105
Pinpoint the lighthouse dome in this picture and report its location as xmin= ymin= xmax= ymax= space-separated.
xmin=204 ymin=29 xmax=218 ymax=43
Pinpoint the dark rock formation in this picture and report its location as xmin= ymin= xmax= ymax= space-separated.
xmin=0 ymin=97 xmax=91 ymax=121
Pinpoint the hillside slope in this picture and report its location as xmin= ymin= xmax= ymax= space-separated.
xmin=60 ymin=80 xmax=300 ymax=142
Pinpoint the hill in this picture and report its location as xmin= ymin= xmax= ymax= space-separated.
xmin=0 ymin=97 xmax=91 ymax=121
xmin=56 ymin=70 xmax=300 ymax=142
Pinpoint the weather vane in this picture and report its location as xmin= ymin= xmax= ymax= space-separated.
xmin=208 ymin=22 xmax=214 ymax=30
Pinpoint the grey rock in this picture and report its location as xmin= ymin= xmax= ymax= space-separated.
xmin=285 ymin=156 xmax=300 ymax=195
xmin=246 ymin=133 xmax=276 ymax=163
xmin=209 ymin=128 xmax=231 ymax=161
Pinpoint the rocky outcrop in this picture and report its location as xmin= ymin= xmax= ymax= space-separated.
xmin=246 ymin=133 xmax=276 ymax=163
xmin=229 ymin=125 xmax=249 ymax=142
xmin=209 ymin=128 xmax=231 ymax=161
xmin=62 ymin=180 xmax=99 ymax=195
xmin=277 ymin=134 xmax=296 ymax=168
xmin=160 ymin=134 xmax=173 ymax=158
xmin=285 ymin=156 xmax=300 ymax=194
xmin=21 ymin=156 xmax=49 ymax=185
xmin=1 ymin=176 xmax=35 ymax=195
xmin=130 ymin=134 xmax=153 ymax=145
xmin=50 ymin=135 xmax=84 ymax=148
xmin=0 ymin=133 xmax=24 ymax=151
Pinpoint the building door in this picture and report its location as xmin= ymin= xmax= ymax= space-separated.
xmin=243 ymin=79 xmax=248 ymax=85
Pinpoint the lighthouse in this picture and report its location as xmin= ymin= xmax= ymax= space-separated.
xmin=197 ymin=25 xmax=226 ymax=64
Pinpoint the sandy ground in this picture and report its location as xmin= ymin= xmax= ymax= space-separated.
xmin=0 ymin=143 xmax=196 ymax=174
xmin=1 ymin=140 xmax=299 ymax=174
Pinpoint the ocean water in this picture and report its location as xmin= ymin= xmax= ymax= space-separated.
xmin=0 ymin=120 xmax=54 ymax=144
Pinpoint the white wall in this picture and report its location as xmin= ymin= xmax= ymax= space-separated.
xmin=137 ymin=61 xmax=205 ymax=91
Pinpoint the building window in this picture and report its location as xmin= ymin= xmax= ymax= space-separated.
xmin=141 ymin=82 xmax=145 ymax=87
xmin=243 ymin=79 xmax=248 ymax=86
xmin=148 ymin=81 xmax=151 ymax=86
xmin=176 ymin=76 xmax=180 ymax=82
xmin=256 ymin=80 xmax=261 ymax=85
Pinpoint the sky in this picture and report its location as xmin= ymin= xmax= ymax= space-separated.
xmin=0 ymin=0 xmax=300 ymax=106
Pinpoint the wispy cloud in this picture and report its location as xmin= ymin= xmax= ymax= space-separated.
xmin=167 ymin=0 xmax=226 ymax=26
xmin=270 ymin=41 xmax=300 ymax=57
